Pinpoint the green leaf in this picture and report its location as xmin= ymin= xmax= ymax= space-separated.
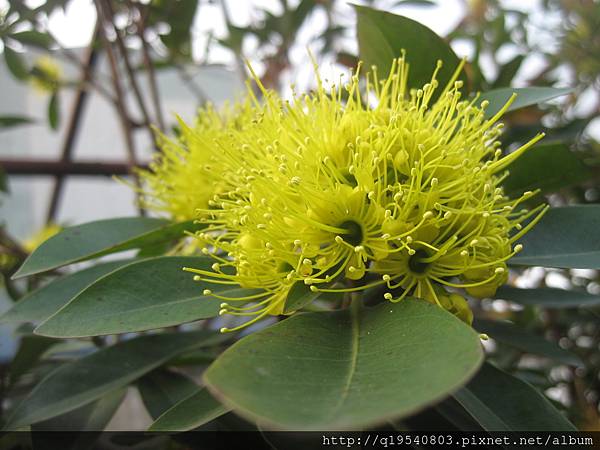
xmin=502 ymin=143 xmax=590 ymax=197
xmin=0 ymin=115 xmax=35 ymax=129
xmin=393 ymin=0 xmax=436 ymax=6
xmin=34 ymin=256 xmax=251 ymax=337
xmin=10 ymin=31 xmax=54 ymax=49
xmin=30 ymin=389 xmax=125 ymax=450
xmin=3 ymin=47 xmax=29 ymax=80
xmin=478 ymin=87 xmax=572 ymax=119
xmin=510 ymin=205 xmax=600 ymax=269
xmin=355 ymin=5 xmax=465 ymax=94
xmin=5 ymin=330 xmax=225 ymax=429
xmin=283 ymin=282 xmax=323 ymax=314
xmin=1 ymin=260 xmax=132 ymax=324
xmin=204 ymin=299 xmax=483 ymax=430
xmin=492 ymin=54 xmax=525 ymax=88
xmin=496 ymin=286 xmax=600 ymax=309
xmin=149 ymin=388 xmax=230 ymax=431
xmin=474 ymin=319 xmax=582 ymax=366
xmin=32 ymin=388 xmax=125 ymax=431
xmin=13 ymin=217 xmax=200 ymax=278
xmin=48 ymin=91 xmax=60 ymax=130
xmin=0 ymin=166 xmax=7 ymax=193
xmin=454 ymin=363 xmax=576 ymax=431
xmin=9 ymin=335 xmax=57 ymax=385
xmin=137 ymin=370 xmax=199 ymax=420
xmin=151 ymin=0 xmax=198 ymax=57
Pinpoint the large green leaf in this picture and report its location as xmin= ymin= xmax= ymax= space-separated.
xmin=13 ymin=218 xmax=200 ymax=278
xmin=510 ymin=205 xmax=600 ymax=269
xmin=496 ymin=286 xmax=600 ymax=309
xmin=204 ymin=299 xmax=483 ymax=430
xmin=502 ymin=143 xmax=590 ymax=197
xmin=8 ymin=335 xmax=57 ymax=385
xmin=454 ymin=363 xmax=576 ymax=431
xmin=137 ymin=370 xmax=200 ymax=420
xmin=149 ymin=388 xmax=230 ymax=431
xmin=31 ymin=389 xmax=126 ymax=450
xmin=1 ymin=260 xmax=132 ymax=324
xmin=478 ymin=87 xmax=572 ymax=119
xmin=474 ymin=319 xmax=582 ymax=366
xmin=355 ymin=5 xmax=465 ymax=93
xmin=4 ymin=330 xmax=225 ymax=429
xmin=31 ymin=388 xmax=125 ymax=431
xmin=34 ymin=256 xmax=254 ymax=337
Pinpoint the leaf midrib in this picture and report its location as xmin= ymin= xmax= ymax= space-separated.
xmin=327 ymin=304 xmax=360 ymax=421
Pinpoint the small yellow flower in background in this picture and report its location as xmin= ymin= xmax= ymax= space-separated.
xmin=22 ymin=223 xmax=62 ymax=253
xmin=146 ymin=56 xmax=548 ymax=332
xmin=30 ymin=56 xmax=61 ymax=93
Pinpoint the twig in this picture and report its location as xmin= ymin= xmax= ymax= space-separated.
xmin=94 ymin=0 xmax=145 ymax=215
xmin=46 ymin=25 xmax=101 ymax=223
xmin=134 ymin=2 xmax=165 ymax=132
xmin=2 ymin=159 xmax=145 ymax=176
xmin=102 ymin=0 xmax=156 ymax=144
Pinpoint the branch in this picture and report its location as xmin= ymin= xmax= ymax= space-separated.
xmin=1 ymin=159 xmax=146 ymax=176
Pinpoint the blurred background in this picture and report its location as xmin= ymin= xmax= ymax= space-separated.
xmin=1 ymin=0 xmax=599 ymax=430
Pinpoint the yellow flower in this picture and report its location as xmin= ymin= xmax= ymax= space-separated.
xmin=178 ymin=56 xmax=547 ymax=332
xmin=31 ymin=56 xmax=61 ymax=93
xmin=137 ymin=101 xmax=256 ymax=221
xmin=22 ymin=223 xmax=62 ymax=253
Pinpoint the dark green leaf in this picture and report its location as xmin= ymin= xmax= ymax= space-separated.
xmin=34 ymin=256 xmax=250 ymax=337
xmin=48 ymin=91 xmax=60 ymax=130
xmin=138 ymin=370 xmax=199 ymax=420
xmin=13 ymin=218 xmax=200 ymax=278
xmin=355 ymin=5 xmax=465 ymax=94
xmin=32 ymin=388 xmax=125 ymax=431
xmin=510 ymin=205 xmax=600 ymax=269
xmin=454 ymin=363 xmax=576 ymax=431
xmin=502 ymin=143 xmax=591 ymax=197
xmin=435 ymin=397 xmax=483 ymax=431
xmin=474 ymin=319 xmax=582 ymax=366
xmin=0 ymin=166 xmax=7 ymax=193
xmin=393 ymin=0 xmax=436 ymax=6
xmin=496 ymin=286 xmax=600 ymax=309
xmin=151 ymin=0 xmax=197 ymax=57
xmin=1 ymin=260 xmax=132 ymax=324
xmin=0 ymin=115 xmax=35 ymax=129
xmin=149 ymin=388 xmax=229 ymax=431
xmin=9 ymin=335 xmax=57 ymax=385
xmin=30 ymin=389 xmax=125 ymax=450
xmin=3 ymin=47 xmax=29 ymax=80
xmin=492 ymin=54 xmax=525 ymax=88
xmin=283 ymin=282 xmax=324 ymax=314
xmin=10 ymin=31 xmax=54 ymax=49
xmin=5 ymin=330 xmax=225 ymax=429
xmin=204 ymin=299 xmax=483 ymax=430
xmin=478 ymin=87 xmax=572 ymax=119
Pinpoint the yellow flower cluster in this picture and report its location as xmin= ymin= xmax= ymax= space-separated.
xmin=140 ymin=57 xmax=547 ymax=332
xmin=137 ymin=102 xmax=254 ymax=221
